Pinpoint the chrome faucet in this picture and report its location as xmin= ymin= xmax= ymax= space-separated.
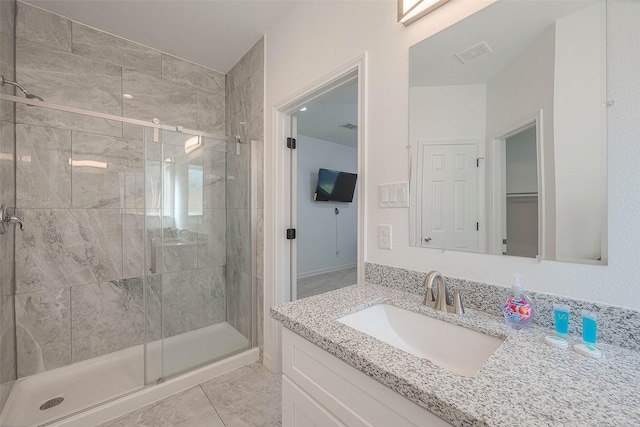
xmin=0 ymin=204 xmax=24 ymax=234
xmin=422 ymin=270 xmax=467 ymax=314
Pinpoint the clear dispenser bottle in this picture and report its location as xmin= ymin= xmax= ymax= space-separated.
xmin=502 ymin=275 xmax=534 ymax=328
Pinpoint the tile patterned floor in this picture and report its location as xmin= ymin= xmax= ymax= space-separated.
xmin=296 ymin=267 xmax=357 ymax=299
xmin=98 ymin=362 xmax=281 ymax=427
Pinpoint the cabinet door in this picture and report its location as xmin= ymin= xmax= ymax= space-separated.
xmin=282 ymin=328 xmax=453 ymax=427
xmin=282 ymin=375 xmax=346 ymax=427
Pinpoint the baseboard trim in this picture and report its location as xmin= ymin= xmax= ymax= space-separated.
xmin=297 ymin=264 xmax=357 ymax=280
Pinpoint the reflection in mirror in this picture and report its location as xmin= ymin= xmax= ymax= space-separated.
xmin=409 ymin=0 xmax=607 ymax=264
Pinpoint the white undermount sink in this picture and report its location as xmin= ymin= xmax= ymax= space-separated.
xmin=337 ymin=304 xmax=504 ymax=377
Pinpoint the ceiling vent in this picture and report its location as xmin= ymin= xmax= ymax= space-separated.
xmin=455 ymin=41 xmax=492 ymax=64
xmin=340 ymin=123 xmax=358 ymax=131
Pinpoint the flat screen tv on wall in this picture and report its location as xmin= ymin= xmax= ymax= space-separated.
xmin=314 ymin=168 xmax=358 ymax=202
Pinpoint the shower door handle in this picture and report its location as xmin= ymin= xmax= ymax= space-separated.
xmin=150 ymin=237 xmax=157 ymax=274
xmin=0 ymin=204 xmax=24 ymax=234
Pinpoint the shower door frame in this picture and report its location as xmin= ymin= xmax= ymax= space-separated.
xmin=0 ymin=93 xmax=257 ymax=425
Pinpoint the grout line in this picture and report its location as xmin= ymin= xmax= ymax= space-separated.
xmin=199 ymin=384 xmax=228 ymax=426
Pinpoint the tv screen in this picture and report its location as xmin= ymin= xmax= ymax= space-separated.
xmin=314 ymin=168 xmax=357 ymax=202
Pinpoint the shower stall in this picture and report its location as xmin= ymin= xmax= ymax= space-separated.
xmin=0 ymin=1 xmax=263 ymax=425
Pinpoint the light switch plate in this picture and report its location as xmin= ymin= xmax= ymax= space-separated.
xmin=379 ymin=182 xmax=409 ymax=208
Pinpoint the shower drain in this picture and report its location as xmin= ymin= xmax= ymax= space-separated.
xmin=40 ymin=397 xmax=64 ymax=410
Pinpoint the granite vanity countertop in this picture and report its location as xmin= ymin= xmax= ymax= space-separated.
xmin=270 ymin=283 xmax=640 ymax=427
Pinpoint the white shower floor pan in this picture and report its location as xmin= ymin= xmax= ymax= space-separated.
xmin=0 ymin=322 xmax=255 ymax=427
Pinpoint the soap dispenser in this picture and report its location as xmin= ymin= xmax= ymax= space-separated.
xmin=502 ymin=274 xmax=534 ymax=328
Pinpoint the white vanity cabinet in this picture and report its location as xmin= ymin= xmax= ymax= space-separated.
xmin=281 ymin=328 xmax=453 ymax=427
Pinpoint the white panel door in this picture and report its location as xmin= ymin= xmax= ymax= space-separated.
xmin=421 ymin=144 xmax=478 ymax=251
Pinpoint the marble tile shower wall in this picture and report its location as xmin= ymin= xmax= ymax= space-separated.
xmin=225 ymin=38 xmax=264 ymax=349
xmin=12 ymin=1 xmax=229 ymax=378
xmin=0 ymin=0 xmax=16 ymax=412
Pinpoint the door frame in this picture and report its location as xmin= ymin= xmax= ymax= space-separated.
xmin=414 ymin=138 xmax=485 ymax=252
xmin=264 ymin=54 xmax=367 ymax=372
xmin=488 ymin=110 xmax=544 ymax=258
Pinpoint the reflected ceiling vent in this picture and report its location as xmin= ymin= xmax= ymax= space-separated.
xmin=455 ymin=41 xmax=492 ymax=64
xmin=340 ymin=123 xmax=358 ymax=131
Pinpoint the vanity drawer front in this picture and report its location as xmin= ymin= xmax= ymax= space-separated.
xmin=282 ymin=328 xmax=452 ymax=427
xmin=282 ymin=375 xmax=346 ymax=427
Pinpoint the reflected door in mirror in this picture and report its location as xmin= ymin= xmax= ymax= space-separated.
xmin=419 ymin=142 xmax=479 ymax=251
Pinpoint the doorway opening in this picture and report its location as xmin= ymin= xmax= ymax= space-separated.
xmin=266 ymin=55 xmax=366 ymax=372
xmin=489 ymin=113 xmax=544 ymax=258
xmin=292 ymin=80 xmax=358 ymax=299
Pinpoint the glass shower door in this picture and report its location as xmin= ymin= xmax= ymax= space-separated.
xmin=144 ymin=128 xmax=251 ymax=382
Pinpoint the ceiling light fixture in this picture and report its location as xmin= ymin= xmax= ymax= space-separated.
xmin=299 ymin=107 xmax=307 ymax=112
xmin=123 ymin=93 xmax=133 ymax=99
xmin=398 ymin=0 xmax=451 ymax=26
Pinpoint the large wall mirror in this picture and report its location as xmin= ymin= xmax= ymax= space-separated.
xmin=409 ymin=0 xmax=607 ymax=264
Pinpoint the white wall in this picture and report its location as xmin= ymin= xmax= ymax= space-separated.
xmin=409 ymin=84 xmax=486 ymax=246
xmin=264 ymin=0 xmax=640 ymax=311
xmin=554 ymin=3 xmax=606 ymax=262
xmin=296 ymin=134 xmax=358 ymax=277
xmin=409 ymin=84 xmax=487 ymax=142
xmin=485 ymin=24 xmax=556 ymax=259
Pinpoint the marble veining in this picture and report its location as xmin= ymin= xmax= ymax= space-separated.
xmin=200 ymin=361 xmax=279 ymax=410
xmin=0 ymin=0 xmax=15 ymax=38
xmin=249 ymin=70 xmax=264 ymax=141
xmin=16 ymin=123 xmax=72 ymax=209
xmin=0 ymin=1 xmax=14 ymax=410
xmin=254 ymin=138 xmax=264 ymax=210
xmin=216 ymin=379 xmax=281 ymax=427
xmin=226 ymin=267 xmax=251 ymax=341
xmin=365 ymin=262 xmax=640 ymax=351
xmin=162 ymin=267 xmax=226 ymax=338
xmin=271 ymin=284 xmax=640 ymax=427
xmin=122 ymin=210 xmax=144 ymax=279
xmin=122 ymin=69 xmax=197 ymax=129
xmin=162 ymin=54 xmax=225 ymax=95
xmin=0 ymin=222 xmax=13 ymax=298
xmin=203 ymin=149 xmax=226 ymax=209
xmin=71 ymin=131 xmax=144 ymax=209
xmin=144 ymin=274 xmax=162 ymax=343
xmin=197 ymin=209 xmax=226 ymax=269
xmin=162 ymin=239 xmax=198 ymax=274
xmin=15 ymin=209 xmax=123 ymax=293
xmin=0 ymin=31 xmax=15 ymax=123
xmin=228 ymin=81 xmax=251 ymax=125
xmin=16 ymin=104 xmax=123 ymax=138
xmin=99 ymin=386 xmax=224 ymax=427
xmin=197 ymin=90 xmax=226 ymax=136
xmin=0 ymin=295 xmax=16 ymax=384
xmin=17 ymin=2 xmax=71 ymax=52
xmin=71 ymin=279 xmax=144 ymax=362
xmin=16 ymin=38 xmax=122 ymax=115
xmin=72 ymin=22 xmax=162 ymax=77
xmin=226 ymin=143 xmax=250 ymax=209
xmin=0 ymin=120 xmax=13 ymax=206
xmin=15 ymin=287 xmax=71 ymax=377
xmin=226 ymin=209 xmax=251 ymax=274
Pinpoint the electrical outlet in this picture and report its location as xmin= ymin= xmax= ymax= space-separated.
xmin=378 ymin=224 xmax=392 ymax=250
